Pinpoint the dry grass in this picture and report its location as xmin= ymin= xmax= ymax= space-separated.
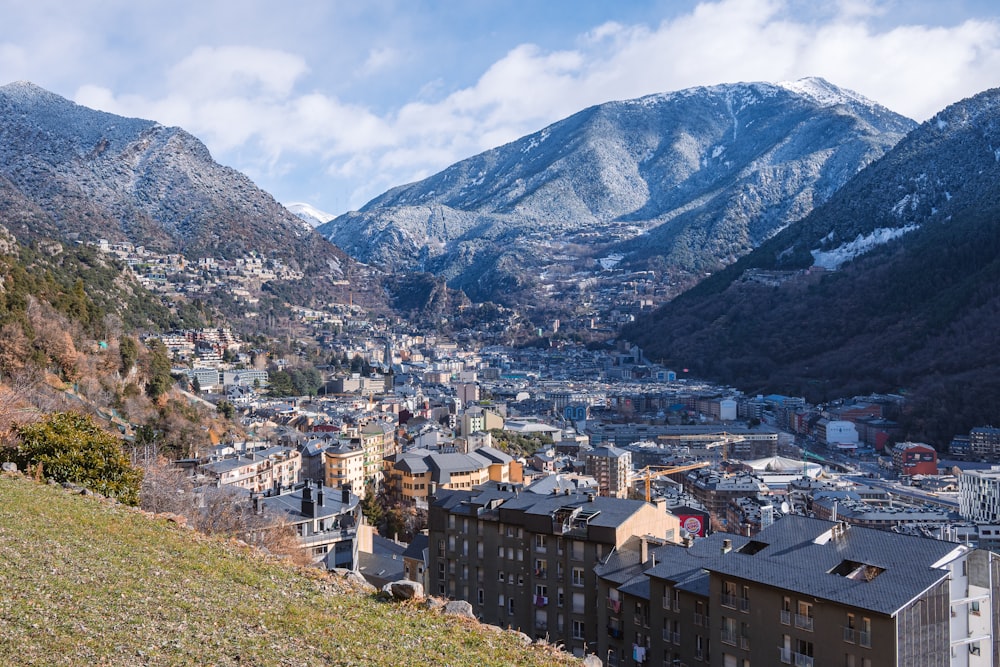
xmin=0 ymin=474 xmax=580 ymax=666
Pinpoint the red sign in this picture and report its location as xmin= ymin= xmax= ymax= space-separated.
xmin=678 ymin=514 xmax=705 ymax=536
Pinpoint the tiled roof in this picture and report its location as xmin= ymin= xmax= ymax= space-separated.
xmin=704 ymin=514 xmax=962 ymax=615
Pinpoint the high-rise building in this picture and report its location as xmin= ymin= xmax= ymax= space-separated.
xmin=428 ymin=484 xmax=679 ymax=658
xmin=585 ymin=445 xmax=633 ymax=498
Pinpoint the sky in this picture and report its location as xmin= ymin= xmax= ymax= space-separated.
xmin=1 ymin=0 xmax=999 ymax=219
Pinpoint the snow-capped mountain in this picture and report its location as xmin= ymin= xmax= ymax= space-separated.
xmin=0 ymin=81 xmax=349 ymax=277
xmin=319 ymin=77 xmax=915 ymax=306
xmin=625 ymin=85 xmax=1000 ymax=443
xmin=286 ymin=202 xmax=335 ymax=228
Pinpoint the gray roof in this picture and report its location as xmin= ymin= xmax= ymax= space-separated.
xmin=645 ymin=533 xmax=750 ymax=598
xmin=704 ymin=514 xmax=962 ymax=616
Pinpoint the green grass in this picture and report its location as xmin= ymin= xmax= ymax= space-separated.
xmin=0 ymin=474 xmax=579 ymax=666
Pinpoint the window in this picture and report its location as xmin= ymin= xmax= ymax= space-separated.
xmin=572 ymin=567 xmax=586 ymax=586
xmin=795 ymin=601 xmax=814 ymax=631
xmin=722 ymin=580 xmax=738 ymax=608
xmin=722 ymin=616 xmax=738 ymax=645
xmin=508 ymin=598 xmax=515 ymax=615
xmin=572 ymin=620 xmax=585 ymax=640
xmin=557 ymin=588 xmax=565 ymax=607
xmin=535 ymin=534 xmax=547 ymax=551
xmin=477 ymin=588 xmax=484 ymax=605
xmin=498 ymin=570 xmax=504 ymax=581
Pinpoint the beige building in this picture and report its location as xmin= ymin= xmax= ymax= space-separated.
xmin=323 ymin=443 xmax=365 ymax=493
xmin=198 ymin=446 xmax=301 ymax=493
xmin=585 ymin=444 xmax=633 ymax=498
xmin=385 ymin=446 xmax=519 ymax=507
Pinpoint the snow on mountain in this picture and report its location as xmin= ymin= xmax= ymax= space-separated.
xmin=320 ymin=77 xmax=915 ymax=306
xmin=285 ymin=202 xmax=335 ymax=228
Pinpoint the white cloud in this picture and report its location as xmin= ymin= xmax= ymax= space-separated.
xmin=358 ymin=47 xmax=399 ymax=77
xmin=62 ymin=0 xmax=1000 ymax=213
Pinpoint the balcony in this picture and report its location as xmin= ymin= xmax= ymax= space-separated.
xmin=843 ymin=626 xmax=856 ymax=643
xmin=534 ymin=595 xmax=548 ymax=607
xmin=693 ymin=612 xmax=705 ymax=627
xmin=607 ymin=598 xmax=622 ymax=613
xmin=739 ymin=637 xmax=750 ymax=650
xmin=739 ymin=598 xmax=750 ymax=613
xmin=534 ymin=569 xmax=547 ymax=579
xmin=793 ymin=653 xmax=814 ymax=667
xmin=778 ymin=647 xmax=792 ymax=664
xmin=794 ymin=614 xmax=814 ymax=631
xmin=607 ymin=626 xmax=624 ymax=640
xmin=859 ymin=630 xmax=871 ymax=648
xmin=780 ymin=610 xmax=791 ymax=625
xmin=661 ymin=629 xmax=680 ymax=644
xmin=721 ymin=628 xmax=737 ymax=645
xmin=722 ymin=593 xmax=738 ymax=609
xmin=634 ymin=614 xmax=649 ymax=628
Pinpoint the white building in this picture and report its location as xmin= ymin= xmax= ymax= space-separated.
xmin=960 ymin=466 xmax=1000 ymax=523
xmin=826 ymin=420 xmax=860 ymax=449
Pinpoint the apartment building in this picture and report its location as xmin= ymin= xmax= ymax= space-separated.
xmin=586 ymin=445 xmax=633 ymax=498
xmin=960 ymin=466 xmax=1000 ymax=523
xmin=428 ymin=484 xmax=679 ymax=658
xmin=596 ymin=514 xmax=1000 ymax=667
xmin=385 ymin=447 xmax=518 ymax=506
xmin=198 ymin=445 xmax=301 ymax=493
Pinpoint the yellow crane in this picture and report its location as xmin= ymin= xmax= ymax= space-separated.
xmin=637 ymin=461 xmax=711 ymax=502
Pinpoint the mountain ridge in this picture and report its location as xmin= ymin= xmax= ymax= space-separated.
xmin=319 ymin=77 xmax=915 ymax=313
xmin=623 ymin=85 xmax=1000 ymax=444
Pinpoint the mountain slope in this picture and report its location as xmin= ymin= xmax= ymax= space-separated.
xmin=0 ymin=82 xmax=356 ymax=281
xmin=0 ymin=473 xmax=577 ymax=666
xmin=623 ymin=86 xmax=1000 ymax=444
xmin=320 ymin=78 xmax=914 ymax=308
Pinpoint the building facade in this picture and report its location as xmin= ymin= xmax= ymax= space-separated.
xmin=428 ymin=485 xmax=678 ymax=658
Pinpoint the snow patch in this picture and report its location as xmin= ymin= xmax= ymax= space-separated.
xmin=891 ymin=194 xmax=919 ymax=217
xmin=598 ymin=254 xmax=624 ymax=270
xmin=811 ymin=225 xmax=918 ymax=270
xmin=937 ymin=118 xmax=948 ymax=130
xmin=711 ymin=145 xmax=725 ymax=158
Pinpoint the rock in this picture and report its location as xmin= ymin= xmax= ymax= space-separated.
xmin=509 ymin=630 xmax=532 ymax=646
xmin=343 ymin=571 xmax=375 ymax=592
xmin=443 ymin=600 xmax=475 ymax=619
xmin=1 ymin=462 xmax=17 ymax=473
xmin=389 ymin=580 xmax=424 ymax=601
xmin=423 ymin=597 xmax=446 ymax=612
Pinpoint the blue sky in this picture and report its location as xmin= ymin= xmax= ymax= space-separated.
xmin=1 ymin=0 xmax=999 ymax=218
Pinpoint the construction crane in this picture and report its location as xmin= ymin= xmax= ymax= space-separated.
xmin=636 ymin=461 xmax=711 ymax=502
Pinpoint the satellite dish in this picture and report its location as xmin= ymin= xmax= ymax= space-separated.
xmin=780 ymin=501 xmax=791 ymax=514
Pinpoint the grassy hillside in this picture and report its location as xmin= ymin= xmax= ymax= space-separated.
xmin=0 ymin=473 xmax=579 ymax=666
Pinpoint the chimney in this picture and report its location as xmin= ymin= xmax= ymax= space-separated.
xmin=316 ymin=480 xmax=325 ymax=507
xmin=722 ymin=538 xmax=732 ymax=554
xmin=342 ymin=484 xmax=351 ymax=505
xmin=301 ymin=481 xmax=315 ymax=517
xmin=640 ymin=536 xmax=649 ymax=564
